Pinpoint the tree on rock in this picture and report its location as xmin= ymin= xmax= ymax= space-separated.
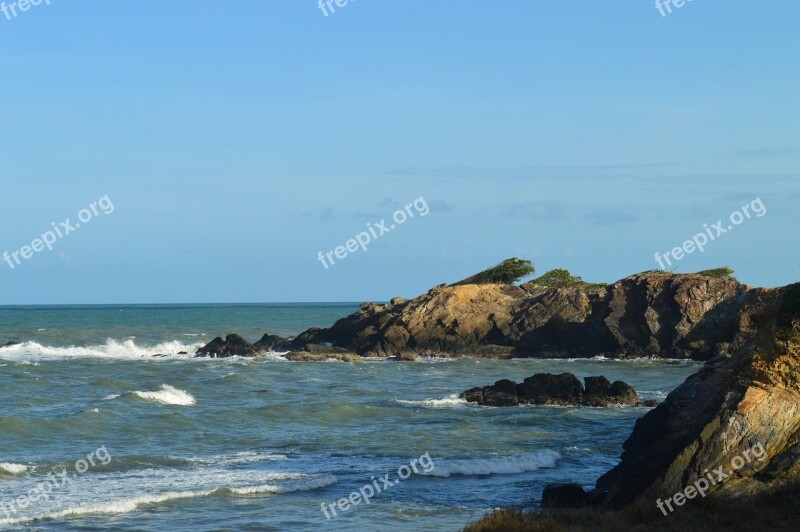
xmin=453 ymin=258 xmax=535 ymax=286
xmin=696 ymin=267 xmax=736 ymax=281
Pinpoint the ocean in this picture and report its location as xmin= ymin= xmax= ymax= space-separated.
xmin=0 ymin=304 xmax=701 ymax=531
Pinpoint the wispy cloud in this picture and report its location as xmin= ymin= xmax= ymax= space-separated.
xmin=582 ymin=211 xmax=638 ymax=226
xmin=383 ymin=164 xmax=672 ymax=182
xmin=504 ymin=201 xmax=569 ymax=221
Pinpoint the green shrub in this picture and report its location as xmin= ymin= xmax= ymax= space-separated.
xmin=697 ymin=267 xmax=736 ymax=281
xmin=531 ymin=269 xmax=606 ymax=292
xmin=454 ymin=258 xmax=535 ymax=285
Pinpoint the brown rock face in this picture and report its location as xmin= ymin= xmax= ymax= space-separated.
xmin=594 ymin=284 xmax=800 ymax=507
xmin=291 ymin=272 xmax=770 ymax=360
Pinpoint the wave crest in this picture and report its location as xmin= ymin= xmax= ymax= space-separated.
xmin=419 ymin=450 xmax=561 ymax=477
xmin=395 ymin=394 xmax=470 ymax=408
xmin=0 ymin=462 xmax=30 ymax=475
xmin=0 ymin=340 xmax=203 ymax=361
xmin=131 ymin=385 xmax=196 ymax=406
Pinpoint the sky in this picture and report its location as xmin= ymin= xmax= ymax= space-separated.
xmin=0 ymin=0 xmax=798 ymax=304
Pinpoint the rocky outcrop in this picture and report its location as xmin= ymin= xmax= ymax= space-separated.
xmin=283 ymin=344 xmax=362 ymax=363
xmin=538 ymin=283 xmax=800 ymax=512
xmin=273 ymin=271 xmax=771 ymax=360
xmin=195 ymin=333 xmax=290 ymax=358
xmin=460 ymin=373 xmax=654 ymax=407
xmin=195 ymin=269 xmax=780 ymax=361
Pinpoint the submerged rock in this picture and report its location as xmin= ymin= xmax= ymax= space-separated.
xmin=460 ymin=373 xmax=651 ymax=407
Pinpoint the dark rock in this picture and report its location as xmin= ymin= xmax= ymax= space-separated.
xmin=583 ymin=376 xmax=611 ymax=396
xmin=195 ymin=332 xmax=288 ymax=358
xmin=252 ymin=334 xmax=287 ymax=352
xmin=461 ymin=387 xmax=484 ymax=404
xmin=177 ymin=351 xmax=188 ymax=355
xmin=517 ymin=373 xmax=584 ymax=405
xmin=541 ymin=484 xmax=592 ymax=508
xmin=461 ymin=373 xmax=646 ymax=407
xmin=482 ymin=379 xmax=520 ymax=407
xmin=608 ymin=380 xmax=638 ymax=403
xmin=1 ymin=341 xmax=20 ymax=348
xmin=195 ymin=334 xmax=254 ymax=358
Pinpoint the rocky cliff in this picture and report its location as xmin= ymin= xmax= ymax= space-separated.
xmin=591 ymin=282 xmax=800 ymax=508
xmin=467 ymin=283 xmax=800 ymax=529
xmin=199 ymin=271 xmax=771 ymax=361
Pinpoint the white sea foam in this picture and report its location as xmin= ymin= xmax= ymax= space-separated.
xmin=418 ymin=450 xmax=561 ymax=477
xmin=395 ymin=394 xmax=470 ymax=408
xmin=0 ymin=462 xmax=30 ymax=475
xmin=225 ymin=475 xmax=337 ymax=494
xmin=0 ymin=340 xmax=203 ymax=361
xmin=0 ymin=472 xmax=337 ymax=526
xmin=184 ymin=451 xmax=290 ymax=466
xmin=131 ymin=385 xmax=196 ymax=406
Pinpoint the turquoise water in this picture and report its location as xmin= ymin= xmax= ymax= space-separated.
xmin=0 ymin=305 xmax=701 ymax=531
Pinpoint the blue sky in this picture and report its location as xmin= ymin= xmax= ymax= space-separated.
xmin=1 ymin=0 xmax=798 ymax=304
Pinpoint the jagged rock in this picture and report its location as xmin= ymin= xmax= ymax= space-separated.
xmin=195 ymin=334 xmax=255 ymax=358
xmin=252 ymin=333 xmax=287 ymax=352
xmin=195 ymin=270 xmax=782 ymax=361
xmin=0 ymin=341 xmax=19 ymax=348
xmin=194 ymin=333 xmax=288 ymax=358
xmin=591 ymin=283 xmax=800 ymax=508
xmin=460 ymin=373 xmax=648 ymax=407
xmin=283 ymin=271 xmax=771 ymax=360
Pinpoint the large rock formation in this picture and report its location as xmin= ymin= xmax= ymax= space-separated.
xmin=590 ymin=283 xmax=800 ymax=508
xmin=533 ymin=283 xmax=800 ymax=516
xmin=195 ymin=269 xmax=778 ymax=361
xmin=269 ymin=271 xmax=772 ymax=360
xmin=460 ymin=373 xmax=654 ymax=407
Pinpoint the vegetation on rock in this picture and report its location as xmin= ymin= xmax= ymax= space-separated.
xmin=453 ymin=258 xmax=535 ymax=285
xmin=696 ymin=266 xmax=736 ymax=281
xmin=530 ymin=268 xmax=606 ymax=292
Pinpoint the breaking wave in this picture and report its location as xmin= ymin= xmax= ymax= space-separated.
xmin=395 ymin=394 xmax=470 ymax=408
xmin=130 ymin=385 xmax=196 ymax=406
xmin=0 ymin=474 xmax=335 ymax=526
xmin=0 ymin=340 xmax=203 ymax=361
xmin=418 ymin=450 xmax=561 ymax=477
xmin=0 ymin=462 xmax=30 ymax=476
